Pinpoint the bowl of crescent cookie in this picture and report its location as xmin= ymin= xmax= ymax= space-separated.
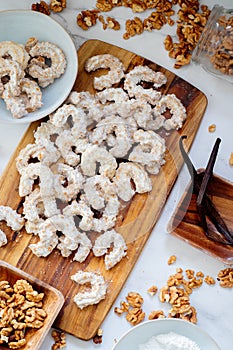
xmin=0 ymin=10 xmax=78 ymax=124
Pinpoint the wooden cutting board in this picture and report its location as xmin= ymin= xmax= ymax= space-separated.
xmin=0 ymin=40 xmax=207 ymax=340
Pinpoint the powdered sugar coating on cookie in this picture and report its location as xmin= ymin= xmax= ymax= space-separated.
xmin=93 ymin=229 xmax=127 ymax=270
xmin=85 ymin=54 xmax=125 ymax=90
xmin=71 ymin=271 xmax=107 ymax=309
xmin=124 ymin=65 xmax=167 ymax=104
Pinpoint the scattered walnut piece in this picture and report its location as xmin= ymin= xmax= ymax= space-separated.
xmin=164 ymin=3 xmax=211 ymax=68
xmin=31 ymin=1 xmax=50 ymax=15
xmin=174 ymin=53 xmax=192 ymax=69
xmin=112 ymin=0 xmax=123 ymax=6
xmin=50 ymin=0 xmax=66 ymax=13
xmin=176 ymin=267 xmax=183 ymax=273
xmin=152 ymin=267 xmax=199 ymax=323
xmin=126 ymin=307 xmax=145 ymax=326
xmin=114 ymin=300 xmax=130 ymax=315
xmin=114 ymin=261 xmax=231 ymax=329
xmin=148 ymin=309 xmax=165 ymax=320
xmin=93 ymin=328 xmax=103 ymax=344
xmin=204 ymin=275 xmax=215 ymax=285
xmin=147 ymin=285 xmax=158 ymax=296
xmin=159 ymin=286 xmax=170 ymax=303
xmin=188 ymin=276 xmax=203 ymax=289
xmin=126 ymin=291 xmax=144 ymax=308
xmin=98 ymin=15 xmax=107 ymax=29
xmin=169 ymin=305 xmax=197 ymax=323
xmin=185 ymin=269 xmax=195 ymax=279
xmin=164 ymin=35 xmax=174 ymax=51
xmin=229 ymin=153 xmax=233 ymax=166
xmin=99 ymin=15 xmax=121 ymax=30
xmin=106 ymin=17 xmax=121 ymax=30
xmin=76 ymin=0 xmax=211 ymax=69
xmin=155 ymin=0 xmax=173 ymax=12
xmin=208 ymin=124 xmax=216 ymax=133
xmin=124 ymin=0 xmax=175 ymax=35
xmin=217 ymin=268 xmax=233 ymax=288
xmin=123 ymin=17 xmax=144 ymax=40
xmin=196 ymin=271 xmax=204 ymax=278
xmin=77 ymin=10 xmax=100 ymax=30
xmin=178 ymin=0 xmax=199 ymax=11
xmin=167 ymin=268 xmax=183 ymax=287
xmin=159 ymin=267 xmax=205 ymax=323
xmin=144 ymin=11 xmax=167 ymax=31
xmin=51 ymin=330 xmax=66 ymax=349
xmin=168 ymin=255 xmax=177 ymax=265
xmin=131 ymin=1 xmax=147 ymax=13
xmin=114 ymin=291 xmax=145 ymax=326
xmin=96 ymin=0 xmax=114 ymax=12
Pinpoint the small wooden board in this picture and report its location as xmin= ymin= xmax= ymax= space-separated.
xmin=168 ymin=170 xmax=233 ymax=264
xmin=0 ymin=40 xmax=207 ymax=340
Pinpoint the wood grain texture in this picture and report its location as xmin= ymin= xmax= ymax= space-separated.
xmin=0 ymin=40 xmax=207 ymax=340
xmin=168 ymin=170 xmax=233 ymax=264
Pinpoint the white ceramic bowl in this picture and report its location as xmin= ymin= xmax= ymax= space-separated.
xmin=0 ymin=10 xmax=78 ymax=124
xmin=112 ymin=319 xmax=220 ymax=350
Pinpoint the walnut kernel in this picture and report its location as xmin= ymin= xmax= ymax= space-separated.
xmin=31 ymin=1 xmax=50 ymax=15
xmin=77 ymin=10 xmax=100 ymax=30
xmin=148 ymin=310 xmax=165 ymax=320
xmin=51 ymin=330 xmax=66 ymax=349
xmin=126 ymin=307 xmax=145 ymax=325
xmin=147 ymin=285 xmax=158 ymax=296
xmin=204 ymin=276 xmax=216 ymax=285
xmin=168 ymin=255 xmax=177 ymax=265
xmin=217 ymin=268 xmax=233 ymax=288
xmin=126 ymin=292 xmax=144 ymax=308
xmin=50 ymin=0 xmax=66 ymax=12
xmin=208 ymin=124 xmax=216 ymax=133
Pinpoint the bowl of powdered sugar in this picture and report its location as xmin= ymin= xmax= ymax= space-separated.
xmin=112 ymin=319 xmax=220 ymax=350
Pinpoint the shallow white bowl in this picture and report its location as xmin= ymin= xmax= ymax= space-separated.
xmin=112 ymin=319 xmax=220 ymax=350
xmin=0 ymin=10 xmax=78 ymax=124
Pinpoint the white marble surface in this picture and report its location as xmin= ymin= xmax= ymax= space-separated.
xmin=0 ymin=0 xmax=233 ymax=349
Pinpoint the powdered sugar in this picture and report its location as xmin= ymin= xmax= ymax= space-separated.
xmin=138 ymin=331 xmax=201 ymax=350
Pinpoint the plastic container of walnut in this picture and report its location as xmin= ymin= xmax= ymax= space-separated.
xmin=192 ymin=4 xmax=233 ymax=83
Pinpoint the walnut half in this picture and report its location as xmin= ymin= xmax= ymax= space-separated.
xmin=217 ymin=268 xmax=233 ymax=288
xmin=50 ymin=0 xmax=66 ymax=13
xmin=77 ymin=10 xmax=100 ymax=30
xmin=31 ymin=1 xmax=50 ymax=15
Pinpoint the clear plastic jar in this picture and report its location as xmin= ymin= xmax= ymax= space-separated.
xmin=192 ymin=4 xmax=233 ymax=83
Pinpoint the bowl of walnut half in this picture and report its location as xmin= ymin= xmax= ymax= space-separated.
xmin=0 ymin=259 xmax=64 ymax=350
